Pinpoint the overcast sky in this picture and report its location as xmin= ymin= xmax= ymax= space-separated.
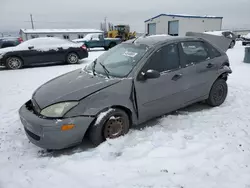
xmin=1 ymin=0 xmax=250 ymax=33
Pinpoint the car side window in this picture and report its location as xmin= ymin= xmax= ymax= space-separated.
xmin=204 ymin=41 xmax=221 ymax=59
xmin=180 ymin=41 xmax=210 ymax=65
xmin=142 ymin=43 xmax=180 ymax=73
xmin=1 ymin=41 xmax=16 ymax=48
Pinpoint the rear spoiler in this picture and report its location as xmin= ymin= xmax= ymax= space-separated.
xmin=186 ymin=31 xmax=232 ymax=52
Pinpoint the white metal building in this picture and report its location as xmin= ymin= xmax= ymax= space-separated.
xmin=145 ymin=14 xmax=223 ymax=36
xmin=19 ymin=29 xmax=104 ymax=41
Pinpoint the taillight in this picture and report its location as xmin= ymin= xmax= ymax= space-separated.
xmin=81 ymin=44 xmax=87 ymax=50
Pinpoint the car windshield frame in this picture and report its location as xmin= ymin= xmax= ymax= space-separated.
xmin=84 ymin=43 xmax=149 ymax=78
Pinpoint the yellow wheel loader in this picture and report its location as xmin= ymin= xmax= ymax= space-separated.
xmin=108 ymin=25 xmax=136 ymax=41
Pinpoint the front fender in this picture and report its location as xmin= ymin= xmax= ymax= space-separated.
xmin=65 ymin=78 xmax=138 ymax=124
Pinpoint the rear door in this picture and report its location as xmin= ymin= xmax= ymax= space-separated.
xmin=179 ymin=40 xmax=218 ymax=100
xmin=134 ymin=43 xmax=188 ymax=123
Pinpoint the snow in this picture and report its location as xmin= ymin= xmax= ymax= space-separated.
xmin=21 ymin=28 xmax=103 ymax=34
xmin=148 ymin=34 xmax=172 ymax=37
xmin=0 ymin=37 xmax=83 ymax=57
xmin=167 ymin=14 xmax=220 ymax=18
xmin=72 ymin=33 xmax=121 ymax=42
xmin=204 ymin=31 xmax=224 ymax=36
xmin=1 ymin=42 xmax=250 ymax=188
xmin=94 ymin=108 xmax=115 ymax=125
xmin=243 ymin=33 xmax=250 ymax=39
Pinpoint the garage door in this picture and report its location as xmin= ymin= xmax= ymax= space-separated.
xmin=168 ymin=20 xmax=179 ymax=36
xmin=148 ymin=23 xmax=156 ymax=35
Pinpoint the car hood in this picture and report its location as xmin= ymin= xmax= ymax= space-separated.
xmin=32 ymin=69 xmax=121 ymax=109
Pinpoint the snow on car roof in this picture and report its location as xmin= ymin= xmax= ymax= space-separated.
xmin=0 ymin=37 xmax=82 ymax=56
xmin=204 ymin=31 xmax=224 ymax=36
xmin=244 ymin=33 xmax=250 ymax=39
xmin=20 ymin=29 xmax=104 ymax=34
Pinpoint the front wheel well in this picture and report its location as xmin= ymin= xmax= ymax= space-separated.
xmin=222 ymin=62 xmax=230 ymax=67
xmin=66 ymin=51 xmax=79 ymax=57
xmin=5 ymin=55 xmax=24 ymax=64
xmin=84 ymin=105 xmax=133 ymax=138
xmin=110 ymin=105 xmax=132 ymax=126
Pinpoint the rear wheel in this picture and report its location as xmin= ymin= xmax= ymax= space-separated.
xmin=66 ymin=52 xmax=79 ymax=64
xmin=206 ymin=79 xmax=228 ymax=107
xmin=6 ymin=57 xmax=23 ymax=70
xmin=88 ymin=108 xmax=130 ymax=146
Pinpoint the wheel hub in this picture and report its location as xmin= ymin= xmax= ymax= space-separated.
xmin=104 ymin=116 xmax=124 ymax=139
xmin=68 ymin=54 xmax=77 ymax=63
xmin=9 ymin=58 xmax=21 ymax=69
xmin=213 ymin=84 xmax=224 ymax=101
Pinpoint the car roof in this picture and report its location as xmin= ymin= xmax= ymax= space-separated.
xmin=124 ymin=34 xmax=200 ymax=46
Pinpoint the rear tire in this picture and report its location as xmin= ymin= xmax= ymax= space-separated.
xmin=66 ymin=52 xmax=79 ymax=64
xmin=88 ymin=108 xmax=130 ymax=146
xmin=206 ymin=79 xmax=228 ymax=107
xmin=6 ymin=56 xmax=23 ymax=70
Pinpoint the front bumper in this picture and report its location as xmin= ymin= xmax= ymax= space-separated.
xmin=19 ymin=100 xmax=95 ymax=150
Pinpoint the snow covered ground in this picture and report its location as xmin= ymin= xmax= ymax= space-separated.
xmin=0 ymin=43 xmax=250 ymax=188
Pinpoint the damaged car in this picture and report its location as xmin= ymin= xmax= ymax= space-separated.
xmin=19 ymin=34 xmax=232 ymax=150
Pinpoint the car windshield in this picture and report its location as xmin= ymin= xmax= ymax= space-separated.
xmin=85 ymin=43 xmax=148 ymax=78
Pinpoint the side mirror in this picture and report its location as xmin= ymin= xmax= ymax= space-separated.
xmin=140 ymin=69 xmax=160 ymax=80
xmin=28 ymin=46 xmax=34 ymax=50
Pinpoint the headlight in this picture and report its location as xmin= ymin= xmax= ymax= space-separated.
xmin=40 ymin=101 xmax=79 ymax=118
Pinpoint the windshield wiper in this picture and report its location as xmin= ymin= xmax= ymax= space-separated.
xmin=99 ymin=62 xmax=110 ymax=78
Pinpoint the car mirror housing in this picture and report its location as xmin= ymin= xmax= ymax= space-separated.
xmin=28 ymin=46 xmax=34 ymax=50
xmin=141 ymin=69 xmax=160 ymax=80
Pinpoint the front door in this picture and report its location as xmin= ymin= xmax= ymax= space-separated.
xmin=19 ymin=47 xmax=45 ymax=65
xmin=134 ymin=43 xmax=187 ymax=123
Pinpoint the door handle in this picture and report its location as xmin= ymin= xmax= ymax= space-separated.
xmin=207 ymin=63 xmax=214 ymax=68
xmin=172 ymin=74 xmax=182 ymax=81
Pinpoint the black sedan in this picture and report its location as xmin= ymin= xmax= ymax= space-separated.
xmin=0 ymin=37 xmax=88 ymax=69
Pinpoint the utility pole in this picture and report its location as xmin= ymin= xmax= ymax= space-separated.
xmin=104 ymin=17 xmax=107 ymax=32
xmin=30 ymin=14 xmax=34 ymax=29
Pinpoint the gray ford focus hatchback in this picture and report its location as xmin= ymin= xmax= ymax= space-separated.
xmin=19 ymin=33 xmax=232 ymax=150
